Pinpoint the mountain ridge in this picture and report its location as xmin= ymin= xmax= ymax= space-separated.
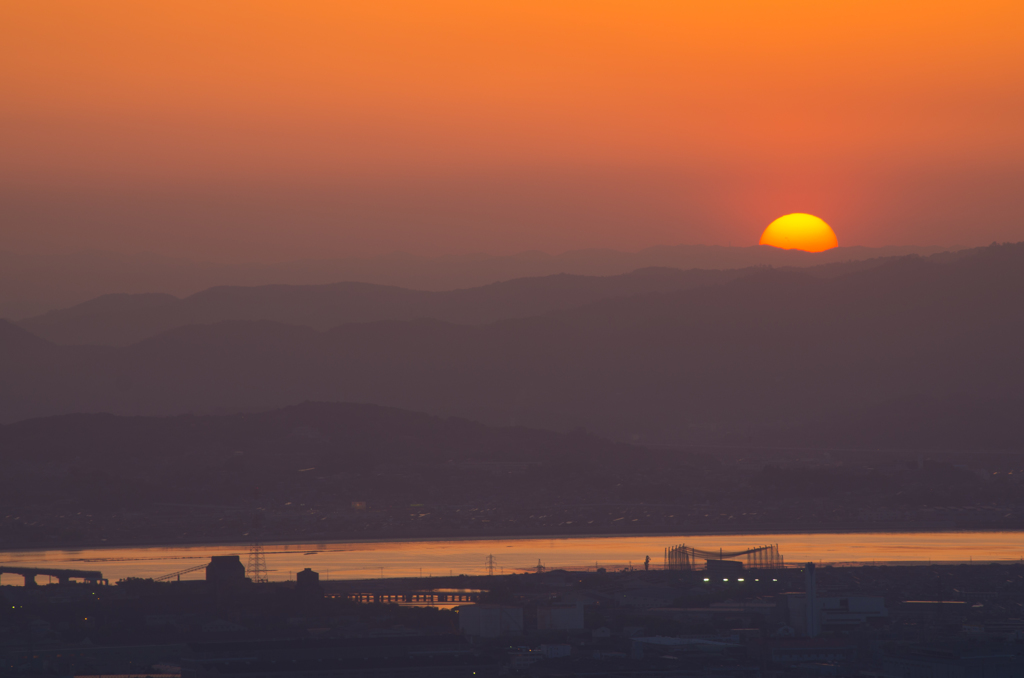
xmin=16 ymin=252 xmax=961 ymax=347
xmin=1 ymin=243 xmax=951 ymax=320
xmin=1 ymin=244 xmax=1020 ymax=443
xmin=18 ymin=267 xmax=747 ymax=346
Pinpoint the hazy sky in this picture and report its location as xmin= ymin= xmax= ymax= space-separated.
xmin=2 ymin=1 xmax=1023 ymax=261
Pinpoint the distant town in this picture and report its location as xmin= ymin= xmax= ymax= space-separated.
xmin=5 ymin=550 xmax=1024 ymax=676
xmin=5 ymin=431 xmax=1024 ymax=550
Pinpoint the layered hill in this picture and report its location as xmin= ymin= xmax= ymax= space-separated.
xmin=2 ymin=244 xmax=1022 ymax=444
xmin=17 ymin=256 xmax=922 ymax=347
xmin=18 ymin=267 xmax=747 ymax=346
xmin=0 ymin=243 xmax=947 ymax=320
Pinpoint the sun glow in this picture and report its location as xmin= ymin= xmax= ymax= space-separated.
xmin=759 ymin=213 xmax=838 ymax=252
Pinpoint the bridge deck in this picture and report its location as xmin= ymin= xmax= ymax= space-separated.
xmin=0 ymin=565 xmax=106 ymax=584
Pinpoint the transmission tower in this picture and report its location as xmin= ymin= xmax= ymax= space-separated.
xmin=247 ymin=485 xmax=268 ymax=583
xmin=485 ymin=554 xmax=497 ymax=576
xmin=248 ymin=542 xmax=268 ymax=583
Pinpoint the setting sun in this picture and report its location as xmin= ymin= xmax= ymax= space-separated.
xmin=759 ymin=213 xmax=839 ymax=252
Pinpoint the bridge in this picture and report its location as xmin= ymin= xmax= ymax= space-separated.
xmin=664 ymin=544 xmax=784 ymax=570
xmin=0 ymin=565 xmax=108 ymax=586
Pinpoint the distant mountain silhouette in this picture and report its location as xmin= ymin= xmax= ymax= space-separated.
xmin=0 ymin=243 xmax=949 ymax=320
xmin=19 ymin=268 xmax=748 ymax=346
xmin=779 ymin=394 xmax=1024 ymax=451
xmin=2 ymin=244 xmax=1021 ymax=445
xmin=17 ymin=255 xmax=953 ymax=347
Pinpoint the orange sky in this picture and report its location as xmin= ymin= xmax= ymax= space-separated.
xmin=2 ymin=1 xmax=1023 ymax=260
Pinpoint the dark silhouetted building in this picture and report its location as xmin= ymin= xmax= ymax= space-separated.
xmin=705 ymin=559 xmax=744 ymax=578
xmin=296 ymin=567 xmax=323 ymax=600
xmin=206 ymin=556 xmax=246 ymax=585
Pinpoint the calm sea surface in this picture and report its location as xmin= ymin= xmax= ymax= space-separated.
xmin=3 ymin=532 xmax=1023 ymax=585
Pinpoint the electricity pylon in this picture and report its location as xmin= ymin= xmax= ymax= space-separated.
xmin=247 ymin=485 xmax=268 ymax=583
xmin=247 ymin=542 xmax=268 ymax=584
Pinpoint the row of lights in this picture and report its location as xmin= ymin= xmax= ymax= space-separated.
xmin=703 ymin=578 xmax=779 ymax=583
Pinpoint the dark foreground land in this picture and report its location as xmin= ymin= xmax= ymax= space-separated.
xmin=5 ymin=561 xmax=1024 ymax=677
xmin=4 ymin=403 xmax=1024 ymax=550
